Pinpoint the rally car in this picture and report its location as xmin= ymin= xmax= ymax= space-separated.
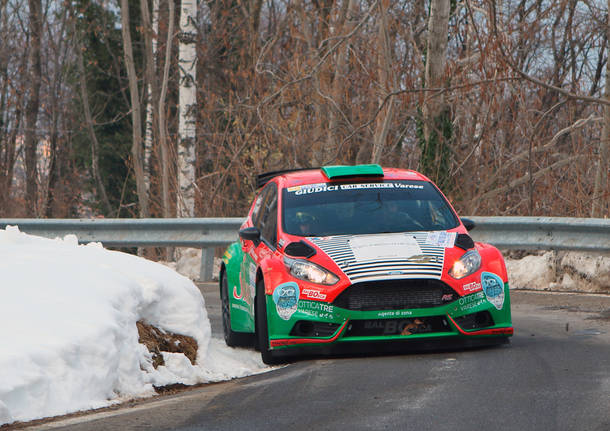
xmin=220 ymin=165 xmax=512 ymax=364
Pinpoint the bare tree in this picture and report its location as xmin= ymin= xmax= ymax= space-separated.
xmin=177 ymin=0 xmax=197 ymax=218
xmin=142 ymin=0 xmax=159 ymax=196
xmin=120 ymin=0 xmax=149 ymax=217
xmin=24 ymin=0 xmax=43 ymax=216
xmin=325 ymin=0 xmax=358 ymax=164
xmin=158 ymin=0 xmax=175 ymax=219
xmin=43 ymin=5 xmax=72 ymax=217
xmin=591 ymin=0 xmax=610 ymax=217
xmin=76 ymin=34 xmax=112 ymax=214
xmin=420 ymin=0 xmax=451 ymax=182
xmin=371 ymin=0 xmax=395 ymax=164
xmin=0 ymin=0 xmax=26 ymax=215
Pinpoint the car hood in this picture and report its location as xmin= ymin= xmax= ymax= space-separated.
xmin=307 ymin=231 xmax=458 ymax=283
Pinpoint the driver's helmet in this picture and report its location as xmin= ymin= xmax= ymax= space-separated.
xmin=295 ymin=211 xmax=315 ymax=225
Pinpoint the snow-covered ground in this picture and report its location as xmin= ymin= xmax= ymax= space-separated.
xmin=0 ymin=227 xmax=268 ymax=427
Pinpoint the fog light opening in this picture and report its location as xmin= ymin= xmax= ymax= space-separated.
xmin=296 ymin=321 xmax=314 ymax=336
xmin=475 ymin=311 xmax=492 ymax=327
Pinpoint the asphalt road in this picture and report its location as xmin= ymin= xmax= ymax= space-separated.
xmin=24 ymin=285 xmax=610 ymax=431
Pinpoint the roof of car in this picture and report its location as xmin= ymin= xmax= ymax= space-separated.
xmin=257 ymin=165 xmax=431 ymax=189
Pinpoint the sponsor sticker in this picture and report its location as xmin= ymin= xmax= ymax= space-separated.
xmin=289 ymin=183 xmax=336 ymax=195
xmin=232 ymin=284 xmax=244 ymax=300
xmin=481 ymin=272 xmax=505 ymax=310
xmin=425 ymin=231 xmax=457 ymax=248
xmin=288 ymin=182 xmax=424 ymax=196
xmin=462 ymin=281 xmax=482 ymax=292
xmin=457 ymin=291 xmax=486 ymax=311
xmin=349 ymin=234 xmax=422 ymax=261
xmin=377 ymin=310 xmax=413 ymax=318
xmin=222 ymin=250 xmax=232 ymax=264
xmin=408 ymin=254 xmax=441 ymax=264
xmin=272 ymin=282 xmax=300 ymax=320
xmin=301 ymin=288 xmax=327 ymax=300
xmin=231 ymin=302 xmax=250 ymax=313
xmin=298 ymin=300 xmax=335 ymax=319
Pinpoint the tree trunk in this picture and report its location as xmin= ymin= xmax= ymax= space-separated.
xmin=303 ymin=0 xmax=333 ymax=167
xmin=120 ymin=0 xmax=149 ymax=217
xmin=77 ymin=37 xmax=112 ymax=215
xmin=44 ymin=7 xmax=69 ymax=217
xmin=325 ymin=0 xmax=357 ymax=165
xmin=422 ymin=0 xmax=450 ymax=143
xmin=371 ymin=0 xmax=395 ymax=164
xmin=159 ymin=0 xmax=175 ymax=219
xmin=177 ymin=0 xmax=197 ymax=218
xmin=142 ymin=0 xmax=159 ymax=196
xmin=0 ymin=1 xmax=24 ymax=215
xmin=591 ymin=0 xmax=610 ymax=217
xmin=420 ymin=0 xmax=452 ymax=190
xmin=24 ymin=0 xmax=43 ymax=217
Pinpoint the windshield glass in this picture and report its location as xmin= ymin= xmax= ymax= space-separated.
xmin=282 ymin=180 xmax=458 ymax=236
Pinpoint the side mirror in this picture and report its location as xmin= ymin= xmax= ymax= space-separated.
xmin=239 ymin=227 xmax=261 ymax=244
xmin=461 ymin=218 xmax=476 ymax=231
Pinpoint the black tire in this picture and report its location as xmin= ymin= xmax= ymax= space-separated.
xmin=221 ymin=270 xmax=253 ymax=347
xmin=255 ymin=280 xmax=282 ymax=365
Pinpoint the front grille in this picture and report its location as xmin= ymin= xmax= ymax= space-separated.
xmin=454 ymin=311 xmax=494 ymax=330
xmin=290 ymin=321 xmax=340 ymax=337
xmin=344 ymin=316 xmax=449 ymax=337
xmin=332 ymin=279 xmax=458 ymax=311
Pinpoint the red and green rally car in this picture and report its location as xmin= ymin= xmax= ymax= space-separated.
xmin=220 ymin=165 xmax=513 ymax=364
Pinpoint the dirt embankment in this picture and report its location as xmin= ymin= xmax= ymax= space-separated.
xmin=136 ymin=321 xmax=198 ymax=368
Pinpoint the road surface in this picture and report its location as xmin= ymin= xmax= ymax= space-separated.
xmin=23 ymin=285 xmax=610 ymax=431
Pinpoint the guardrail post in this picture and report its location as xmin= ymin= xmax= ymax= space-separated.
xmin=199 ymin=247 xmax=215 ymax=281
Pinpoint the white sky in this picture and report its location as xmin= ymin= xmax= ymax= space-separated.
xmin=0 ymin=226 xmax=269 ymax=426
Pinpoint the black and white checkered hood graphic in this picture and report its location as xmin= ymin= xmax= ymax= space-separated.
xmin=309 ymin=232 xmax=446 ymax=282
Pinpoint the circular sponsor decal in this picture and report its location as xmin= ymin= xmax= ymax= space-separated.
xmin=272 ymin=282 xmax=300 ymax=320
xmin=481 ymin=272 xmax=505 ymax=310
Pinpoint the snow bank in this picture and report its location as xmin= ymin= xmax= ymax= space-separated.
xmin=506 ymin=251 xmax=610 ymax=293
xmin=163 ymin=248 xmax=221 ymax=281
xmin=0 ymin=227 xmax=267 ymax=426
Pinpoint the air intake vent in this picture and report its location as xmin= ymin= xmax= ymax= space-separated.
xmin=455 ymin=233 xmax=474 ymax=250
xmin=332 ymin=279 xmax=457 ymax=311
xmin=454 ymin=311 xmax=494 ymax=330
xmin=290 ymin=321 xmax=340 ymax=337
xmin=284 ymin=241 xmax=316 ymax=258
xmin=344 ymin=316 xmax=449 ymax=337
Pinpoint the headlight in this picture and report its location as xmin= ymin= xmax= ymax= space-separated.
xmin=449 ymin=249 xmax=481 ymax=279
xmin=284 ymin=257 xmax=339 ymax=285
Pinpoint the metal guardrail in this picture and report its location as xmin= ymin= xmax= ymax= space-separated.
xmin=0 ymin=218 xmax=245 ymax=247
xmin=0 ymin=218 xmax=245 ymax=281
xmin=1 ymin=217 xmax=608 ymax=280
xmin=466 ymin=216 xmax=610 ymax=252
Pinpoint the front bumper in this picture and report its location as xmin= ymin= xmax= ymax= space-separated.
xmin=266 ymin=286 xmax=513 ymax=351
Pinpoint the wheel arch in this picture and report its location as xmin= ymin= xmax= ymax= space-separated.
xmin=219 ymin=263 xmax=226 ymax=296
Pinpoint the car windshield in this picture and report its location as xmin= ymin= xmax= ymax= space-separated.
xmin=282 ymin=180 xmax=459 ymax=236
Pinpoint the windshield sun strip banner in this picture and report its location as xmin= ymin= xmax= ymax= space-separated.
xmin=286 ymin=182 xmax=424 ymax=195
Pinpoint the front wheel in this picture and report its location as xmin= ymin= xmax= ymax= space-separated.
xmin=255 ymin=280 xmax=281 ymax=365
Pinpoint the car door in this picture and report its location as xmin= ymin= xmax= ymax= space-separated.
xmin=237 ymin=183 xmax=278 ymax=328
